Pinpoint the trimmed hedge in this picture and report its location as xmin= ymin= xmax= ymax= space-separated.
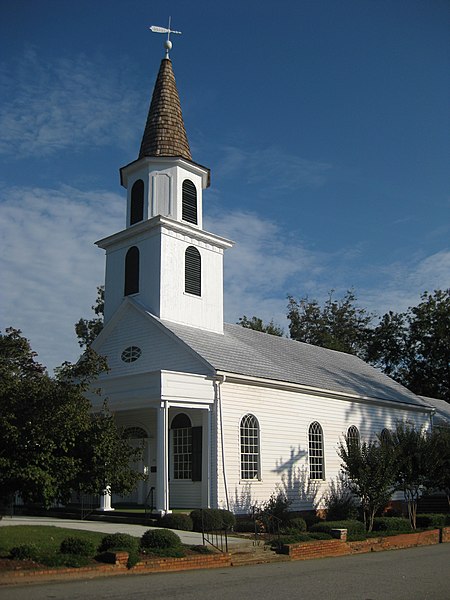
xmin=415 ymin=514 xmax=448 ymax=529
xmin=190 ymin=509 xmax=236 ymax=532
xmin=60 ymin=537 xmax=96 ymax=557
xmin=309 ymin=519 xmax=365 ymax=537
xmin=9 ymin=544 xmax=39 ymax=561
xmin=159 ymin=513 xmax=193 ymax=531
xmin=372 ymin=517 xmax=411 ymax=533
xmin=141 ymin=529 xmax=181 ymax=550
xmin=98 ymin=532 xmax=139 ymax=553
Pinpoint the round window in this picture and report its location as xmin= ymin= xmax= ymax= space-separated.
xmin=121 ymin=346 xmax=142 ymax=363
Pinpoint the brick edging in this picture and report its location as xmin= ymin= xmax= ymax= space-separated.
xmin=0 ymin=552 xmax=232 ymax=585
xmin=284 ymin=527 xmax=450 ymax=561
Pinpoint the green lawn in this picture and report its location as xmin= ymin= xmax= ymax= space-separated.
xmin=0 ymin=526 xmax=124 ymax=557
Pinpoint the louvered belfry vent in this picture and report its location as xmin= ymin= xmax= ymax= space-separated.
xmin=185 ymin=246 xmax=201 ymax=296
xmin=182 ymin=179 xmax=197 ymax=224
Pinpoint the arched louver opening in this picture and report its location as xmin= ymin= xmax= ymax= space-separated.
xmin=130 ymin=179 xmax=144 ymax=225
xmin=308 ymin=421 xmax=325 ymax=480
xmin=185 ymin=246 xmax=201 ymax=296
xmin=124 ymin=246 xmax=139 ymax=296
xmin=182 ymin=179 xmax=197 ymax=224
xmin=240 ymin=414 xmax=260 ymax=480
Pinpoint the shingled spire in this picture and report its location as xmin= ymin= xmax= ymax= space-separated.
xmin=139 ymin=58 xmax=192 ymax=161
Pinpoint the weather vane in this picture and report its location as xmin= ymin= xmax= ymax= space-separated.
xmin=149 ymin=17 xmax=182 ymax=58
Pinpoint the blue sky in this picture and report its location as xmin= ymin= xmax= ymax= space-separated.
xmin=1 ymin=0 xmax=449 ymax=373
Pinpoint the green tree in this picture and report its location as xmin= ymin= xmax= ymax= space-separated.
xmin=385 ymin=422 xmax=435 ymax=529
xmin=403 ymin=289 xmax=450 ymax=401
xmin=237 ymin=315 xmax=284 ymax=336
xmin=75 ymin=285 xmax=104 ymax=348
xmin=337 ymin=435 xmax=397 ymax=531
xmin=365 ymin=311 xmax=407 ymax=378
xmin=0 ymin=328 xmax=143 ymax=508
xmin=427 ymin=427 xmax=450 ymax=510
xmin=287 ymin=290 xmax=373 ymax=357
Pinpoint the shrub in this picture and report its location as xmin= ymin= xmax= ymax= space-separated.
xmin=310 ymin=519 xmax=365 ymax=537
xmin=60 ymin=537 xmax=96 ymax=557
xmin=372 ymin=517 xmax=411 ymax=533
xmin=220 ymin=509 xmax=236 ymax=530
xmin=190 ymin=509 xmax=223 ymax=532
xmin=9 ymin=544 xmax=39 ymax=561
xmin=415 ymin=514 xmax=447 ymax=529
xmin=143 ymin=547 xmax=186 ymax=558
xmin=234 ymin=519 xmax=258 ymax=533
xmin=159 ymin=513 xmax=193 ymax=531
xmin=286 ymin=517 xmax=307 ymax=532
xmin=98 ymin=532 xmax=139 ymax=553
xmin=140 ymin=529 xmax=181 ymax=550
xmin=261 ymin=491 xmax=292 ymax=525
xmin=324 ymin=476 xmax=359 ymax=521
xmin=190 ymin=544 xmax=213 ymax=554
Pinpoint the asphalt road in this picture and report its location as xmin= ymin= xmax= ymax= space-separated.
xmin=1 ymin=544 xmax=449 ymax=600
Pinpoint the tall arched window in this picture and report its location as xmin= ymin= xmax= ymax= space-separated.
xmin=308 ymin=422 xmax=324 ymax=480
xmin=130 ymin=179 xmax=144 ymax=225
xmin=240 ymin=414 xmax=260 ymax=480
xmin=380 ymin=428 xmax=391 ymax=445
xmin=347 ymin=425 xmax=360 ymax=449
xmin=182 ymin=179 xmax=197 ymax=224
xmin=124 ymin=246 xmax=139 ymax=296
xmin=185 ymin=246 xmax=201 ymax=296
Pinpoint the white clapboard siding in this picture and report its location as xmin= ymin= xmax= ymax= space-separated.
xmin=215 ymin=380 xmax=430 ymax=513
xmin=96 ymin=303 xmax=210 ymax=377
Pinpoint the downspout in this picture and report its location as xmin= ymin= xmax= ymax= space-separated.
xmin=215 ymin=374 xmax=230 ymax=511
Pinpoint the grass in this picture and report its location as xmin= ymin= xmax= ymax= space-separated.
xmin=0 ymin=526 xmax=116 ymax=558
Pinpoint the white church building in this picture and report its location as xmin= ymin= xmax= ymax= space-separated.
xmin=91 ymin=44 xmax=433 ymax=515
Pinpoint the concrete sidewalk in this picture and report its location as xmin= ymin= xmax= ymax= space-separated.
xmin=0 ymin=515 xmax=252 ymax=551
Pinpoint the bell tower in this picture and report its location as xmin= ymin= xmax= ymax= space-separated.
xmin=96 ymin=37 xmax=232 ymax=334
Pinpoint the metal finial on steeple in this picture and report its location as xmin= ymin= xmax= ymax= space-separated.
xmin=149 ymin=16 xmax=182 ymax=58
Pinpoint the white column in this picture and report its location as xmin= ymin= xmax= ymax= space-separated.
xmin=98 ymin=486 xmax=114 ymax=511
xmin=202 ymin=407 xmax=211 ymax=508
xmin=156 ymin=401 xmax=171 ymax=514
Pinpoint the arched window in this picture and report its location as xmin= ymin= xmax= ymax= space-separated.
xmin=240 ymin=414 xmax=260 ymax=480
xmin=182 ymin=179 xmax=197 ymax=224
xmin=380 ymin=428 xmax=391 ymax=445
xmin=308 ymin=422 xmax=324 ymax=480
xmin=347 ymin=425 xmax=360 ymax=448
xmin=130 ymin=179 xmax=144 ymax=225
xmin=185 ymin=246 xmax=201 ymax=296
xmin=124 ymin=246 xmax=139 ymax=296
xmin=124 ymin=427 xmax=148 ymax=439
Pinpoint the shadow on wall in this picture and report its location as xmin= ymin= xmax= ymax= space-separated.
xmin=274 ymin=446 xmax=323 ymax=511
xmin=229 ymin=483 xmax=258 ymax=514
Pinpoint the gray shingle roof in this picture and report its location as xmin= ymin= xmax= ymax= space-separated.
xmin=160 ymin=319 xmax=431 ymax=409
xmin=420 ymin=396 xmax=450 ymax=426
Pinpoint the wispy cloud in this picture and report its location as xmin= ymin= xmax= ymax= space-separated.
xmin=0 ymin=184 xmax=123 ymax=371
xmin=214 ymin=145 xmax=333 ymax=190
xmin=0 ymin=48 xmax=145 ymax=157
xmin=1 ymin=186 xmax=448 ymax=372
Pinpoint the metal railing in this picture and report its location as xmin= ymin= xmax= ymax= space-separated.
xmin=201 ymin=509 xmax=229 ymax=553
xmin=144 ymin=486 xmax=155 ymax=521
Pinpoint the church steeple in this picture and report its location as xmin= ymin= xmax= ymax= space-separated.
xmin=98 ymin=44 xmax=232 ymax=334
xmin=139 ymin=58 xmax=192 ymax=161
